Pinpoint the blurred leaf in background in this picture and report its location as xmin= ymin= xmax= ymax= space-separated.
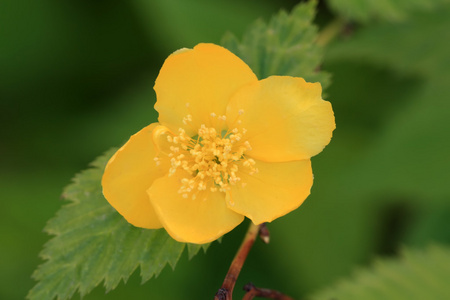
xmin=311 ymin=244 xmax=450 ymax=299
xmin=327 ymin=0 xmax=450 ymax=21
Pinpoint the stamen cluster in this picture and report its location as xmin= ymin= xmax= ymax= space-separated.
xmin=159 ymin=113 xmax=258 ymax=199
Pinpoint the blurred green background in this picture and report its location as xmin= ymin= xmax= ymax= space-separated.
xmin=1 ymin=0 xmax=449 ymax=299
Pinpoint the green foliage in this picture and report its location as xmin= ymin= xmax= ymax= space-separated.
xmin=327 ymin=0 xmax=450 ymax=22
xmin=326 ymin=4 xmax=450 ymax=199
xmin=27 ymin=149 xmax=209 ymax=300
xmin=309 ymin=244 xmax=450 ymax=299
xmin=221 ymin=0 xmax=329 ymax=87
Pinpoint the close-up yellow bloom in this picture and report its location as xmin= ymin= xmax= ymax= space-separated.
xmin=102 ymin=43 xmax=335 ymax=244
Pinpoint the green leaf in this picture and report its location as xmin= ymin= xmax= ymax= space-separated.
xmin=327 ymin=0 xmax=450 ymax=22
xmin=27 ymin=149 xmax=211 ymax=300
xmin=309 ymin=244 xmax=450 ymax=299
xmin=221 ymin=0 xmax=330 ymax=88
xmin=186 ymin=242 xmax=215 ymax=260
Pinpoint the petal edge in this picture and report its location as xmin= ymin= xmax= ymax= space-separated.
xmin=148 ymin=173 xmax=244 ymax=244
xmin=154 ymin=43 xmax=258 ymax=135
xmin=227 ymin=76 xmax=335 ymax=162
xmin=226 ymin=158 xmax=313 ymax=225
xmin=102 ymin=123 xmax=165 ymax=229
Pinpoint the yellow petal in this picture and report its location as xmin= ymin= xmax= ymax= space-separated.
xmin=102 ymin=123 xmax=166 ymax=229
xmin=148 ymin=173 xmax=244 ymax=244
xmin=226 ymin=76 xmax=335 ymax=162
xmin=226 ymin=158 xmax=313 ymax=225
xmin=154 ymin=43 xmax=257 ymax=135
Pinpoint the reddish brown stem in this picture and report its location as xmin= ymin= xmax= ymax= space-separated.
xmin=242 ymin=283 xmax=295 ymax=300
xmin=214 ymin=223 xmax=261 ymax=300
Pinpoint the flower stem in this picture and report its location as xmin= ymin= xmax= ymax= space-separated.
xmin=214 ymin=222 xmax=262 ymax=300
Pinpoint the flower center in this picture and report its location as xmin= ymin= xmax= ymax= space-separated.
xmin=155 ymin=113 xmax=257 ymax=199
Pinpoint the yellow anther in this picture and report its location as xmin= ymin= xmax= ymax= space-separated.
xmin=182 ymin=114 xmax=192 ymax=125
xmin=170 ymin=146 xmax=180 ymax=153
xmin=198 ymin=181 xmax=207 ymax=191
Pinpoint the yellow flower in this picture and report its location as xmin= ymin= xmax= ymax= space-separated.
xmin=102 ymin=43 xmax=335 ymax=244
